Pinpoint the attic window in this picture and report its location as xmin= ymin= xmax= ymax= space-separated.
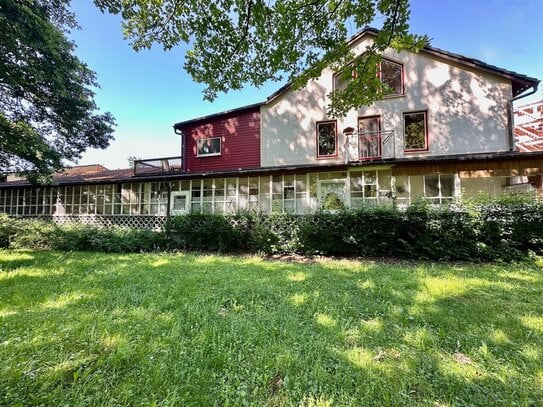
xmin=333 ymin=57 xmax=404 ymax=97
xmin=380 ymin=59 xmax=403 ymax=96
xmin=196 ymin=137 xmax=221 ymax=157
xmin=333 ymin=66 xmax=355 ymax=93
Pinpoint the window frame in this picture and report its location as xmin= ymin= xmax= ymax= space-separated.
xmin=332 ymin=56 xmax=404 ymax=97
xmin=379 ymin=58 xmax=404 ymax=97
xmin=318 ymin=179 xmax=347 ymax=211
xmin=196 ymin=136 xmax=221 ymax=157
xmin=423 ymin=174 xmax=456 ymax=205
xmin=403 ymin=110 xmax=429 ymax=153
xmin=333 ymin=63 xmax=356 ymax=93
xmin=316 ymin=120 xmax=338 ymax=159
xmin=357 ymin=115 xmax=382 ymax=160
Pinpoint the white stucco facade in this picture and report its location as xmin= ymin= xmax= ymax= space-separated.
xmin=260 ymin=35 xmax=513 ymax=167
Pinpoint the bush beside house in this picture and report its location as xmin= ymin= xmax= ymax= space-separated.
xmin=1 ymin=197 xmax=542 ymax=261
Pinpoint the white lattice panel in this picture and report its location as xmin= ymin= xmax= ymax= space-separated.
xmin=33 ymin=215 xmax=167 ymax=231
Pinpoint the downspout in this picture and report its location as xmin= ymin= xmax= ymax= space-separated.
xmin=165 ymin=179 xmax=172 ymax=218
xmin=508 ymin=81 xmax=540 ymax=151
xmin=174 ymin=128 xmax=186 ymax=172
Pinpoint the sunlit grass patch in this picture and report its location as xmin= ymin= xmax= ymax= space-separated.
xmin=287 ymin=271 xmax=309 ymax=282
xmin=40 ymin=291 xmax=94 ymax=310
xmin=289 ymin=293 xmax=308 ymax=306
xmin=536 ymin=370 xmax=543 ymax=390
xmin=314 ymin=312 xmax=336 ymax=328
xmin=360 ymin=317 xmax=383 ymax=333
xmin=0 ymin=250 xmax=542 ymax=405
xmin=521 ymin=315 xmax=543 ymax=333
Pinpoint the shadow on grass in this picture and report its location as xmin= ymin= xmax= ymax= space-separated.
xmin=0 ymin=251 xmax=542 ymax=405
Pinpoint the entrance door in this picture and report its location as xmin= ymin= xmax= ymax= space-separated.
xmin=170 ymin=191 xmax=190 ymax=215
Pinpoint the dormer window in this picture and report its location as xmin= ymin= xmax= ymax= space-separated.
xmin=196 ymin=137 xmax=221 ymax=157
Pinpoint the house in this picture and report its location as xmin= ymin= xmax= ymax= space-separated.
xmin=514 ymin=100 xmax=543 ymax=153
xmin=0 ymin=28 xmax=541 ymax=229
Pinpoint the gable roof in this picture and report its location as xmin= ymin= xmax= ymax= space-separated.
xmin=174 ymin=27 xmax=539 ymax=130
xmin=173 ymin=102 xmax=263 ymax=130
xmin=267 ymin=27 xmax=539 ymax=103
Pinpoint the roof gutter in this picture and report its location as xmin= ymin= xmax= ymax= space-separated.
xmin=512 ymin=80 xmax=540 ymax=102
xmin=508 ymin=80 xmax=541 ymax=151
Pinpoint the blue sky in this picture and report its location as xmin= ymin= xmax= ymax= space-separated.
xmin=70 ymin=0 xmax=543 ymax=169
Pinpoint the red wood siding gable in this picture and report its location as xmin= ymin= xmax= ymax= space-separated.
xmin=180 ymin=106 xmax=261 ymax=173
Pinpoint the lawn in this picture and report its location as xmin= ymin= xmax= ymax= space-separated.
xmin=1 ymin=251 xmax=542 ymax=406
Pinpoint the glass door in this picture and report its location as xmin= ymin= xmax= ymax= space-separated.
xmin=170 ymin=191 xmax=190 ymax=215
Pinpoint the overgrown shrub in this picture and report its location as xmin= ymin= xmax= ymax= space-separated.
xmin=164 ymin=213 xmax=247 ymax=252
xmin=0 ymin=214 xmax=21 ymax=248
xmin=2 ymin=196 xmax=542 ymax=261
xmin=3 ymin=218 xmax=164 ymax=252
xmin=247 ymin=213 xmax=301 ymax=254
xmin=49 ymin=224 xmax=165 ymax=253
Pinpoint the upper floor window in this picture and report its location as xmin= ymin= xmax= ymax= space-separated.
xmin=197 ymin=137 xmax=221 ymax=157
xmin=333 ymin=66 xmax=355 ymax=93
xmin=316 ymin=121 xmax=337 ymax=158
xmin=333 ymin=57 xmax=404 ymax=97
xmin=379 ymin=59 xmax=403 ymax=96
xmin=404 ymin=111 xmax=428 ymax=152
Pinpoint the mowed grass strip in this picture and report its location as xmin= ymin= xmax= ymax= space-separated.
xmin=1 ymin=250 xmax=542 ymax=406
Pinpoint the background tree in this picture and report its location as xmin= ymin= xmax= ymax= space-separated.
xmin=127 ymin=156 xmax=142 ymax=167
xmin=95 ymin=0 xmax=427 ymax=117
xmin=0 ymin=0 xmax=115 ymax=183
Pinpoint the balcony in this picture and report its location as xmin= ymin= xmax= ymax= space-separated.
xmin=134 ymin=156 xmax=183 ymax=176
xmin=346 ymin=130 xmax=395 ymax=162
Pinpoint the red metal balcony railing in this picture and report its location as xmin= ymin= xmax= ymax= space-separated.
xmin=134 ymin=156 xmax=183 ymax=176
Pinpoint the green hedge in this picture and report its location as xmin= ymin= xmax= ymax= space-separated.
xmin=1 ymin=196 xmax=542 ymax=261
xmin=0 ymin=215 xmax=164 ymax=253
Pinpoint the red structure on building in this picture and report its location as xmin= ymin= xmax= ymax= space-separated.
xmin=515 ymin=100 xmax=543 ymax=152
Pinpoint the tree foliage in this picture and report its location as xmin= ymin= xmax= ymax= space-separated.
xmin=95 ymin=0 xmax=427 ymax=117
xmin=0 ymin=0 xmax=115 ymax=183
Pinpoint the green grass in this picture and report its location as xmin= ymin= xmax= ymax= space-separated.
xmin=1 ymin=251 xmax=542 ymax=406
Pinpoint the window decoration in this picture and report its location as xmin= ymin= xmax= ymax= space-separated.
xmin=196 ymin=137 xmax=221 ymax=157
xmin=316 ymin=121 xmax=338 ymax=158
xmin=404 ymin=111 xmax=428 ymax=151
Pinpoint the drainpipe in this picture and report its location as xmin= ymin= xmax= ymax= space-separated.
xmin=508 ymin=81 xmax=540 ymax=151
xmin=165 ymin=180 xmax=172 ymax=218
xmin=174 ymin=128 xmax=186 ymax=172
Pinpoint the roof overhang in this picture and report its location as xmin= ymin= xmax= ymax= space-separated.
xmin=173 ymin=102 xmax=264 ymax=130
xmin=3 ymin=151 xmax=543 ymax=189
xmin=267 ymin=27 xmax=540 ymax=103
